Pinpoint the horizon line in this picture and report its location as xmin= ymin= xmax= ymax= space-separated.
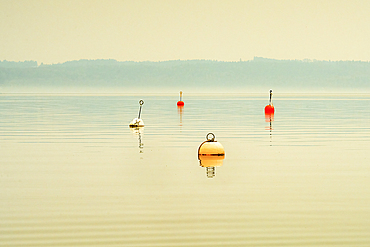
xmin=2 ymin=57 xmax=370 ymax=66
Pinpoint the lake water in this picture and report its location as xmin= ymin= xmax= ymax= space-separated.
xmin=1 ymin=93 xmax=370 ymax=246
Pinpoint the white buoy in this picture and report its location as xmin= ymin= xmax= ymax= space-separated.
xmin=129 ymin=100 xmax=145 ymax=128
xmin=129 ymin=117 xmax=144 ymax=128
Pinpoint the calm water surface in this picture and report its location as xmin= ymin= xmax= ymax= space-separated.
xmin=1 ymin=93 xmax=370 ymax=246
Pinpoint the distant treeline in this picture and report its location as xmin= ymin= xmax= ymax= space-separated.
xmin=1 ymin=58 xmax=370 ymax=91
xmin=0 ymin=60 xmax=38 ymax=68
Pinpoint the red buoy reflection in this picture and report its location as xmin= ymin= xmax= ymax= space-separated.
xmin=177 ymin=105 xmax=183 ymax=126
xmin=265 ymin=113 xmax=274 ymax=145
xmin=265 ymin=113 xmax=274 ymax=124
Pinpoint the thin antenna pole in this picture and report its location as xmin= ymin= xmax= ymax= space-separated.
xmin=138 ymin=100 xmax=144 ymax=118
xmin=269 ymin=89 xmax=273 ymax=105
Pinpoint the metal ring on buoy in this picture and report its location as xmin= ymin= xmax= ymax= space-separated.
xmin=206 ymin=133 xmax=215 ymax=142
xmin=139 ymin=100 xmax=144 ymax=105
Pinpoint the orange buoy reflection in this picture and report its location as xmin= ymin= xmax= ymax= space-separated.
xmin=199 ymin=156 xmax=224 ymax=178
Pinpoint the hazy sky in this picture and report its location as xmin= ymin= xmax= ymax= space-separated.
xmin=1 ymin=0 xmax=370 ymax=64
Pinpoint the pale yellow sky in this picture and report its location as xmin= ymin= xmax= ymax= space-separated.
xmin=1 ymin=0 xmax=370 ymax=64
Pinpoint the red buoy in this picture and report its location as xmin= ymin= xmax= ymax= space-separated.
xmin=264 ymin=104 xmax=274 ymax=114
xmin=264 ymin=89 xmax=275 ymax=114
xmin=177 ymin=91 xmax=184 ymax=106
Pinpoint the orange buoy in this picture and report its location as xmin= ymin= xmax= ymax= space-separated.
xmin=177 ymin=91 xmax=184 ymax=106
xmin=264 ymin=89 xmax=275 ymax=114
xmin=198 ymin=133 xmax=225 ymax=178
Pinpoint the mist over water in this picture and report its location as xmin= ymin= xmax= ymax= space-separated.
xmin=2 ymin=59 xmax=370 ymax=94
xmin=1 ymin=93 xmax=369 ymax=246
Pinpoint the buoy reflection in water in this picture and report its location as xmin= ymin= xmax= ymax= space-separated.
xmin=130 ymin=127 xmax=144 ymax=153
xmin=177 ymin=105 xmax=183 ymax=126
xmin=265 ymin=113 xmax=274 ymax=145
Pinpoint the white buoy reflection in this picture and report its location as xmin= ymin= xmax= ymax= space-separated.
xmin=130 ymin=127 xmax=144 ymax=153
